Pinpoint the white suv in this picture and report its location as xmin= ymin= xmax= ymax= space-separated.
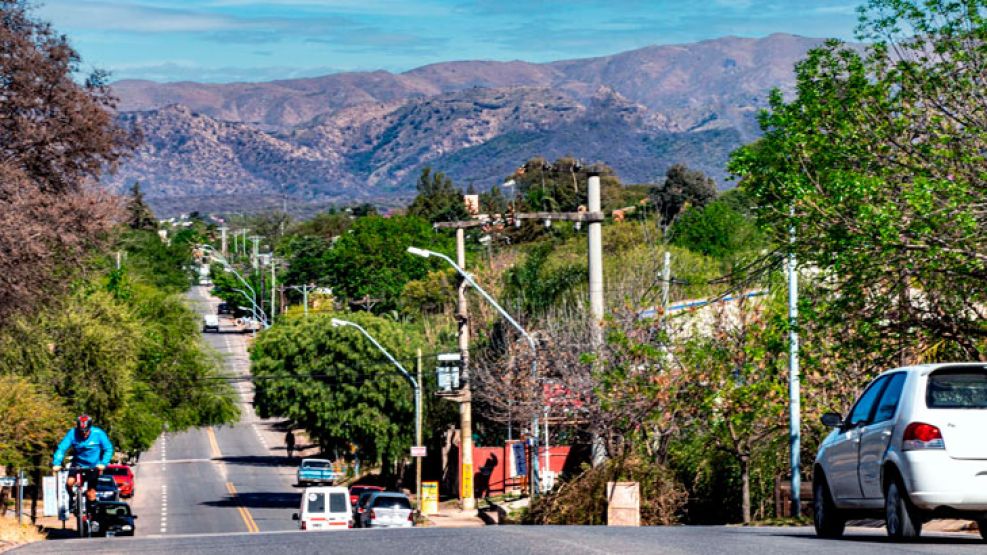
xmin=813 ymin=363 xmax=987 ymax=541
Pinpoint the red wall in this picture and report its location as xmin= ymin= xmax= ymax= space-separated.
xmin=466 ymin=444 xmax=571 ymax=495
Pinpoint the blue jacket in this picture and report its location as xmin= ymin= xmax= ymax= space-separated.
xmin=52 ymin=427 xmax=113 ymax=468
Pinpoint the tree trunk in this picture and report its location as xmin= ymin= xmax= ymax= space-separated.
xmin=740 ymin=454 xmax=751 ymax=524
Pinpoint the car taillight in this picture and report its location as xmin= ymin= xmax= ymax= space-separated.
xmin=369 ymin=509 xmax=376 ymax=520
xmin=903 ymin=422 xmax=945 ymax=450
xmin=300 ymin=521 xmax=307 ymax=530
xmin=408 ymin=512 xmax=414 ymax=522
xmin=348 ymin=520 xmax=354 ymax=528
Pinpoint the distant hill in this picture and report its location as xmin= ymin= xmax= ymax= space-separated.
xmin=107 ymin=33 xmax=832 ymax=215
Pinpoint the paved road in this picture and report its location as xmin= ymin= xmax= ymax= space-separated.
xmin=128 ymin=286 xmax=301 ymax=537
xmin=15 ymin=525 xmax=985 ymax=554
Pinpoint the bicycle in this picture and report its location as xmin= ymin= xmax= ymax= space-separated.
xmin=62 ymin=467 xmax=101 ymax=538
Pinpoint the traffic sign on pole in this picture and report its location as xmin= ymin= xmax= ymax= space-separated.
xmin=410 ymin=446 xmax=427 ymax=457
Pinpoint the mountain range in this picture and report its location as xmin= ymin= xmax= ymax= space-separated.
xmin=106 ymin=33 xmax=830 ymax=215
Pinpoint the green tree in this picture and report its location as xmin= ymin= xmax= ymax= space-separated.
xmin=127 ymin=182 xmax=157 ymax=231
xmin=669 ymin=199 xmax=763 ymax=260
xmin=730 ymin=0 xmax=987 ymax=359
xmin=0 ymin=375 xmax=70 ymax=469
xmin=251 ymin=312 xmax=420 ymax=469
xmin=407 ymin=167 xmax=468 ymax=223
xmin=651 ymin=164 xmax=717 ymax=228
xmin=515 ymin=157 xmax=624 ymax=213
xmin=323 ymin=215 xmax=452 ymax=311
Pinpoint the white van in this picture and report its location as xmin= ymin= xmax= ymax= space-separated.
xmin=293 ymin=486 xmax=352 ymax=530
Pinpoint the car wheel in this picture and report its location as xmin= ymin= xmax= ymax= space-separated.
xmin=885 ymin=479 xmax=922 ymax=540
xmin=813 ymin=477 xmax=845 ymax=538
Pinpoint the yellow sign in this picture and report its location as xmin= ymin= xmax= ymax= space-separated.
xmin=461 ymin=463 xmax=474 ymax=499
xmin=421 ymin=481 xmax=439 ymax=515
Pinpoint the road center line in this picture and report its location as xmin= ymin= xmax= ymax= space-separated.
xmin=225 ymin=481 xmax=259 ymax=533
xmin=206 ymin=426 xmax=222 ymax=459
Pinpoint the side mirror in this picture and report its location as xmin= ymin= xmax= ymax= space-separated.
xmin=292 ymin=513 xmax=300 ymax=521
xmin=821 ymin=412 xmax=843 ymax=428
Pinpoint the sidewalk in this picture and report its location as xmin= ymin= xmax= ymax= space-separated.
xmin=423 ymin=500 xmax=485 ymax=528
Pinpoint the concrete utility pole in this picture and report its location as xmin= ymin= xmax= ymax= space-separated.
xmin=788 ymin=208 xmax=801 ymax=517
xmin=660 ymin=251 xmax=671 ymax=323
xmin=220 ymin=226 xmax=228 ymax=258
xmin=432 ymin=221 xmax=484 ymax=510
xmin=270 ymin=256 xmax=277 ymax=325
xmin=455 ymin=228 xmax=475 ymax=510
xmin=250 ymin=236 xmax=261 ymax=271
xmin=417 ymin=348 xmax=424 ymax=513
xmin=587 ymin=172 xmax=604 ymax=346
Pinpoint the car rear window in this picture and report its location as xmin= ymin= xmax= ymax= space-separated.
xmin=927 ymin=369 xmax=987 ymax=409
xmin=329 ymin=492 xmax=347 ymax=513
xmin=306 ymin=492 xmax=325 ymax=513
xmin=305 ymin=461 xmax=332 ymax=469
xmin=373 ymin=496 xmax=411 ymax=510
xmin=102 ymin=467 xmax=128 ymax=476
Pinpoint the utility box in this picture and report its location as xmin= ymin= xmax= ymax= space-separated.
xmin=436 ymin=353 xmax=461 ymax=393
xmin=606 ymin=481 xmax=640 ymax=526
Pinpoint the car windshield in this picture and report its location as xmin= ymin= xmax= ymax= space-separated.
xmin=927 ymin=369 xmax=987 ymax=408
xmin=97 ymin=504 xmax=131 ymax=517
xmin=373 ymin=496 xmax=411 ymax=510
xmin=97 ymin=477 xmax=116 ymax=487
xmin=102 ymin=467 xmax=128 ymax=477
xmin=304 ymin=461 xmax=332 ymax=469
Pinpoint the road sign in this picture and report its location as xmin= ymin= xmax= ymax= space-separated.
xmin=437 ymin=353 xmax=461 ymax=361
xmin=461 ymin=463 xmax=473 ymax=499
xmin=410 ymin=446 xmax=427 ymax=457
xmin=0 ymin=477 xmax=16 ymax=487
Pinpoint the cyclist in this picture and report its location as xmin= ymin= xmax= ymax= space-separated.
xmin=52 ymin=415 xmax=114 ymax=511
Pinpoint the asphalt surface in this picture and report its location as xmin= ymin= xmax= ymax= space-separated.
xmin=15 ymin=524 xmax=986 ymax=554
xmin=15 ymin=286 xmax=987 ymax=553
xmin=125 ymin=286 xmax=300 ymax=537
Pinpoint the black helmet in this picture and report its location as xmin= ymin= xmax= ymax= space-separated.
xmin=76 ymin=414 xmax=93 ymax=433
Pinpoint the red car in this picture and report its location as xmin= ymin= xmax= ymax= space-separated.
xmin=104 ymin=464 xmax=135 ymax=498
xmin=348 ymin=485 xmax=383 ymax=506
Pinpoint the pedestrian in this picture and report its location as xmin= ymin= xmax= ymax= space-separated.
xmin=285 ymin=430 xmax=296 ymax=460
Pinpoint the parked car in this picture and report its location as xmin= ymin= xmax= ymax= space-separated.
xmin=348 ymin=484 xmax=384 ymax=506
xmin=813 ymin=363 xmax=987 ymax=541
xmin=292 ymin=486 xmax=352 ymax=530
xmin=94 ymin=475 xmax=120 ymax=502
xmin=202 ymin=314 xmax=220 ymax=333
xmin=360 ymin=492 xmax=413 ymax=529
xmin=103 ymin=464 xmax=135 ymax=498
xmin=88 ymin=501 xmax=137 ymax=537
xmin=296 ymin=458 xmax=336 ymax=486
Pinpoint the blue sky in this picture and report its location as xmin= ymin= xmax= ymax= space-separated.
xmin=37 ymin=1 xmax=861 ymax=83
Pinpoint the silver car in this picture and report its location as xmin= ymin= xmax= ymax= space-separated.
xmin=813 ymin=363 xmax=987 ymax=541
xmin=360 ymin=492 xmax=414 ymax=529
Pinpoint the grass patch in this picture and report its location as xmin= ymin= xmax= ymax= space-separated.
xmin=0 ymin=516 xmax=46 ymax=547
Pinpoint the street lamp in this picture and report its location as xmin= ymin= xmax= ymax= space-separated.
xmin=330 ymin=318 xmax=423 ymax=510
xmin=406 ymin=246 xmax=542 ymax=497
xmin=201 ymin=244 xmax=269 ymax=329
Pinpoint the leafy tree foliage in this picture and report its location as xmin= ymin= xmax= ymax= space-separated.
xmin=0 ymin=376 xmax=70 ymax=469
xmin=407 ymin=167 xmax=468 ymax=223
xmin=651 ymin=164 xmax=717 ymax=227
xmin=251 ymin=312 xmax=421 ymax=466
xmin=479 ymin=184 xmax=510 ymax=215
xmin=323 ymin=216 xmax=452 ymax=311
xmin=669 ymin=199 xmax=764 ymax=260
xmin=0 ymin=2 xmax=134 ymax=319
xmin=127 ymin=182 xmax=156 ymax=231
xmin=515 ymin=157 xmax=623 ymax=212
xmin=730 ymin=0 xmax=987 ymax=358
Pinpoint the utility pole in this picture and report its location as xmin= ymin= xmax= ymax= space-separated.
xmin=417 ymin=348 xmax=424 ymax=514
xmin=269 ymin=257 xmax=276 ymax=324
xmin=516 ymin=170 xmax=608 ymax=471
xmin=250 ymin=236 xmax=261 ymax=271
xmin=433 ymin=221 xmax=483 ymax=510
xmin=587 ymin=172 xmax=604 ymax=346
xmin=220 ymin=226 xmax=228 ymax=258
xmin=660 ymin=251 xmax=671 ymax=321
xmin=788 ymin=207 xmax=801 ymax=517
